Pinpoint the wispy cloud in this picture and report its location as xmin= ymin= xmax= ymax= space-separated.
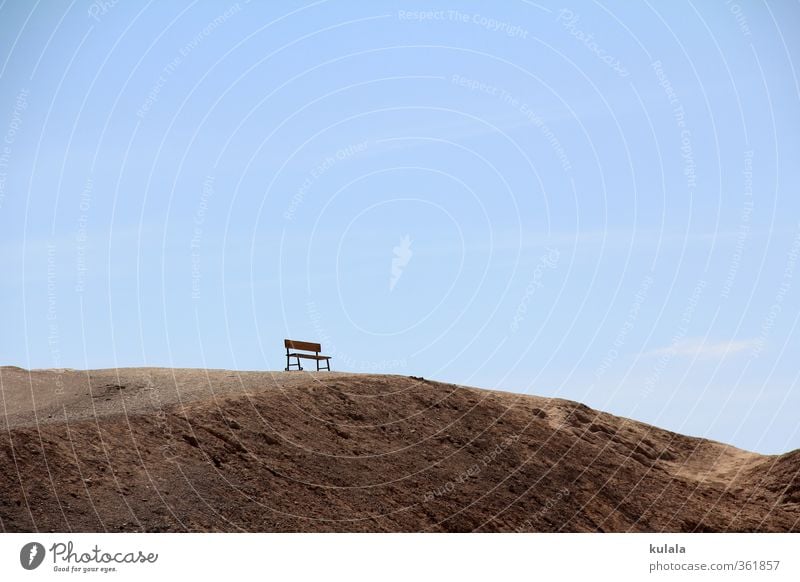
xmin=645 ymin=337 xmax=761 ymax=359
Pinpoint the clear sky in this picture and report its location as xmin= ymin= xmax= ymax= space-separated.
xmin=1 ymin=1 xmax=798 ymax=454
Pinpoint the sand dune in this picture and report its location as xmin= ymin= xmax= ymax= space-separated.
xmin=0 ymin=366 xmax=797 ymax=532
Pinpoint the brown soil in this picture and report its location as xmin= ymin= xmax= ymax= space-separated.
xmin=1 ymin=366 xmax=798 ymax=532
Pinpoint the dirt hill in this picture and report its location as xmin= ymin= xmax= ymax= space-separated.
xmin=0 ymin=366 xmax=797 ymax=532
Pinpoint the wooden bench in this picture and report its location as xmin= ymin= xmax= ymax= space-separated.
xmin=284 ymin=339 xmax=332 ymax=371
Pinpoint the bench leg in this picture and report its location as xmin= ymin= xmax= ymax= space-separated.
xmin=286 ymin=354 xmax=303 ymax=371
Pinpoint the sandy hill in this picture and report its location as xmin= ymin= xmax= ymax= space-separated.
xmin=0 ymin=366 xmax=797 ymax=532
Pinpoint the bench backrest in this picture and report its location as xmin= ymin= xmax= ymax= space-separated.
xmin=284 ymin=339 xmax=321 ymax=352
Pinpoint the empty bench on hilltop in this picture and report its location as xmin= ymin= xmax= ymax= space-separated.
xmin=284 ymin=339 xmax=332 ymax=371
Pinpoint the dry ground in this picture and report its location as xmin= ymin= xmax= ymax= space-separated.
xmin=1 ymin=366 xmax=797 ymax=532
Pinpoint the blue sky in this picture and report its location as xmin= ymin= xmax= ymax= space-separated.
xmin=1 ymin=1 xmax=798 ymax=454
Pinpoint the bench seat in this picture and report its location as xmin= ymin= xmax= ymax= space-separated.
xmin=288 ymin=353 xmax=331 ymax=361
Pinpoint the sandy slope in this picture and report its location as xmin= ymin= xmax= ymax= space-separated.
xmin=0 ymin=366 xmax=797 ymax=532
